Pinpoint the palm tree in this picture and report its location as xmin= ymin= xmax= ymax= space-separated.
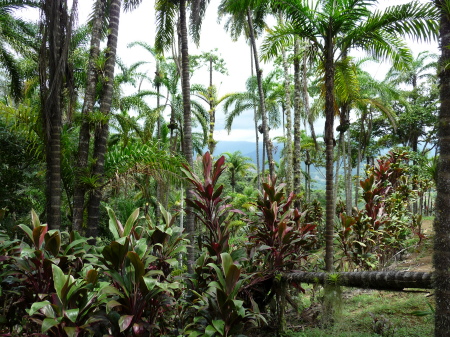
xmin=219 ymin=0 xmax=276 ymax=178
xmin=266 ymin=0 xmax=438 ymax=272
xmin=223 ymin=151 xmax=256 ymax=192
xmin=155 ymin=0 xmax=212 ymax=272
xmin=86 ymin=0 xmax=123 ymax=238
xmin=191 ymin=83 xmax=231 ymax=154
xmin=72 ymin=0 xmax=104 ymax=232
xmin=39 ymin=0 xmax=76 ymax=230
xmin=434 ymin=1 xmax=450 ymax=333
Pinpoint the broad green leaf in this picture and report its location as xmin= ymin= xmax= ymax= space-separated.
xmin=142 ymin=277 xmax=157 ymax=291
xmin=106 ymin=300 xmax=122 ymax=314
xmin=107 ymin=207 xmax=121 ymax=240
xmin=134 ymin=238 xmax=148 ymax=259
xmin=127 ymin=251 xmax=145 ymax=282
xmin=212 ymin=319 xmax=225 ymax=335
xmin=143 ymin=270 xmax=164 ymax=277
xmin=205 ymin=324 xmax=217 ymax=336
xmin=225 ymin=264 xmax=241 ymax=296
xmin=17 ymin=224 xmax=33 ymax=243
xmin=52 ymin=264 xmax=66 ymax=302
xmin=100 ymin=285 xmax=122 ymax=296
xmin=233 ymin=300 xmax=245 ymax=316
xmin=27 ymin=300 xmax=51 ymax=316
xmin=64 ymin=326 xmax=79 ymax=337
xmin=208 ymin=263 xmax=226 ymax=289
xmin=65 ymin=308 xmax=79 ymax=323
xmin=119 ymin=314 xmax=134 ymax=332
xmin=187 ymin=332 xmax=202 ymax=337
xmin=123 ymin=208 xmax=140 ymax=237
xmin=44 ymin=231 xmax=61 ymax=256
xmin=42 ymin=317 xmax=60 ymax=333
xmin=221 ymin=252 xmax=233 ymax=275
xmin=165 ymin=258 xmax=178 ymax=266
xmin=64 ymin=238 xmax=87 ymax=255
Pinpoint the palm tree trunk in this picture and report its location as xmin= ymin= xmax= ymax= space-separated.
xmin=346 ymin=131 xmax=352 ymax=213
xmin=86 ymin=0 xmax=121 ymax=238
xmin=40 ymin=0 xmax=74 ymax=230
xmin=435 ymin=2 xmax=450 ymax=334
xmin=180 ymin=0 xmax=195 ymax=273
xmin=324 ymin=37 xmax=336 ymax=273
xmin=283 ymin=271 xmax=432 ymax=290
xmin=293 ymin=38 xmax=302 ymax=209
xmin=280 ymin=14 xmax=293 ymax=195
xmin=246 ymin=8 xmax=274 ymax=178
xmin=208 ymin=56 xmax=217 ymax=154
xmin=73 ymin=0 xmax=104 ymax=232
xmin=250 ymin=44 xmax=261 ymax=190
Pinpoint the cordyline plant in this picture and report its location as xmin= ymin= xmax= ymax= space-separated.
xmin=99 ymin=206 xmax=184 ymax=336
xmin=182 ymin=152 xmax=244 ymax=261
xmin=185 ymin=253 xmax=265 ymax=337
xmin=248 ymin=176 xmax=316 ymax=272
xmin=338 ymin=150 xmax=415 ymax=270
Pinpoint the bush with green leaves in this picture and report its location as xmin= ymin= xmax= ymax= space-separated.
xmin=338 ymin=150 xmax=416 ymax=270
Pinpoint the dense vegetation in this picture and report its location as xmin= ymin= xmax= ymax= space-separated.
xmin=0 ymin=0 xmax=449 ymax=336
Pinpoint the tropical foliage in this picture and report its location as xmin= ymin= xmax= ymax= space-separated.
xmin=0 ymin=0 xmax=447 ymax=335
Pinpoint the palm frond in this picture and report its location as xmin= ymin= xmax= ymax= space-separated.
xmin=155 ymin=0 xmax=178 ymax=53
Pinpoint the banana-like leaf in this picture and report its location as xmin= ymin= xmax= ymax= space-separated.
xmin=123 ymin=208 xmax=140 ymax=238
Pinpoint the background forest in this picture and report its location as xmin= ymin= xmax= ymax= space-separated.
xmin=0 ymin=0 xmax=449 ymax=336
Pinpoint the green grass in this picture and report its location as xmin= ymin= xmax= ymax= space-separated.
xmin=286 ymin=289 xmax=434 ymax=337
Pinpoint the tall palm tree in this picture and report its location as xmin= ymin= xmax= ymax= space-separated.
xmin=267 ymin=0 xmax=438 ymax=272
xmin=39 ymin=0 xmax=76 ymax=230
xmin=218 ymin=3 xmax=267 ymax=185
xmin=155 ymin=0 xmax=212 ymax=272
xmin=434 ymin=1 xmax=450 ymax=334
xmin=223 ymin=151 xmax=256 ymax=192
xmin=191 ymin=83 xmax=231 ymax=154
xmin=219 ymin=0 xmax=276 ymax=178
xmin=86 ymin=0 xmax=123 ymax=238
xmin=73 ymin=0 xmax=107 ymax=231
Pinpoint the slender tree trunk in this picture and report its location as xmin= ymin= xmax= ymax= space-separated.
xmin=324 ymin=37 xmax=336 ymax=273
xmin=208 ymin=56 xmax=217 ymax=154
xmin=346 ymin=131 xmax=352 ymax=213
xmin=247 ymin=8 xmax=274 ymax=178
xmin=435 ymin=2 xmax=450 ymax=334
xmin=86 ymin=0 xmax=121 ymax=238
xmin=334 ymin=138 xmax=342 ymax=211
xmin=293 ymin=38 xmax=302 ymax=208
xmin=180 ymin=0 xmax=195 ymax=273
xmin=155 ymin=62 xmax=163 ymax=223
xmin=40 ymin=0 xmax=74 ymax=230
xmin=280 ymin=14 xmax=293 ymax=195
xmin=73 ymin=0 xmax=103 ymax=232
xmin=250 ymin=44 xmax=261 ymax=189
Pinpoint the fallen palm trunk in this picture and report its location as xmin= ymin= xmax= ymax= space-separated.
xmin=282 ymin=271 xmax=433 ymax=290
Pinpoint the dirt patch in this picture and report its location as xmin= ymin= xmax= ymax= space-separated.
xmin=388 ymin=219 xmax=434 ymax=273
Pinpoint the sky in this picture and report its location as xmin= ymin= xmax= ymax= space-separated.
xmin=22 ymin=1 xmax=440 ymax=143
